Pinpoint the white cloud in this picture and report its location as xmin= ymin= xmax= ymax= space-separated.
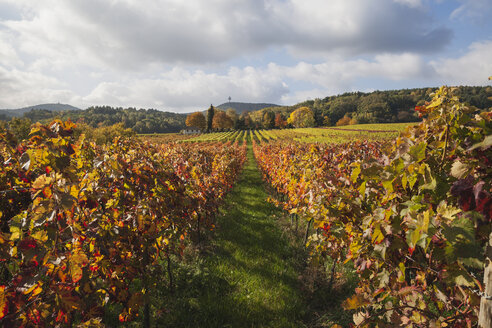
xmin=269 ymin=0 xmax=450 ymax=57
xmin=0 ymin=0 xmax=490 ymax=111
xmin=0 ymin=66 xmax=79 ymax=108
xmin=271 ymin=53 xmax=432 ymax=93
xmin=430 ymin=41 xmax=492 ymax=85
xmin=0 ymin=30 xmax=22 ymax=67
xmin=1 ymin=0 xmax=451 ymax=70
xmin=2 ymin=42 xmax=488 ymax=111
xmin=82 ymin=66 xmax=289 ymax=111
xmin=81 ymin=53 xmax=434 ymax=110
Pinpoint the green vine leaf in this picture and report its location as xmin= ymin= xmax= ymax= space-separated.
xmin=450 ymin=160 xmax=472 ymax=179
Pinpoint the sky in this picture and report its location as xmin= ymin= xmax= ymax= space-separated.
xmin=0 ymin=0 xmax=491 ymax=113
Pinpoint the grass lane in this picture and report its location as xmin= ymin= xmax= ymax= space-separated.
xmin=155 ymin=142 xmax=307 ymax=327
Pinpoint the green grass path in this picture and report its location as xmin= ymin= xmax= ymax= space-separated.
xmin=157 ymin=143 xmax=307 ymax=327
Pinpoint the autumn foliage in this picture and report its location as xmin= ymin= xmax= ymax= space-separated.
xmin=287 ymin=107 xmax=315 ymax=128
xmin=212 ymin=111 xmax=234 ymax=130
xmin=185 ymin=111 xmax=206 ymax=130
xmin=335 ymin=115 xmax=351 ymax=126
xmin=254 ymin=86 xmax=491 ymax=327
xmin=274 ymin=113 xmax=287 ymax=129
xmin=0 ymin=121 xmax=246 ymax=326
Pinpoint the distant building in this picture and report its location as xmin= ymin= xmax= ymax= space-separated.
xmin=180 ymin=128 xmax=201 ymax=135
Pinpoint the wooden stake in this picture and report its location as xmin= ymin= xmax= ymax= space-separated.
xmin=479 ymin=231 xmax=492 ymax=327
xmin=303 ymin=219 xmax=312 ymax=245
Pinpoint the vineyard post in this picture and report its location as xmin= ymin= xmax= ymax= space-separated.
xmin=196 ymin=214 xmax=201 ymax=245
xmin=303 ymin=219 xmax=312 ymax=245
xmin=481 ymin=75 xmax=492 ymax=327
xmin=328 ymin=259 xmax=337 ymax=290
xmin=167 ymin=252 xmax=174 ymax=294
xmin=479 ymin=231 xmax=492 ymax=327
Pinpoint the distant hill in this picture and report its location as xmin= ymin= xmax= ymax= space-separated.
xmin=19 ymin=106 xmax=187 ymax=134
xmin=216 ymin=102 xmax=280 ymax=114
xmin=0 ymin=103 xmax=81 ymax=117
xmin=0 ymin=104 xmax=187 ymax=134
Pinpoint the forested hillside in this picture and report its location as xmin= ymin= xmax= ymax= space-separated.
xmin=252 ymin=85 xmax=492 ymax=126
xmin=22 ymin=106 xmax=187 ymax=134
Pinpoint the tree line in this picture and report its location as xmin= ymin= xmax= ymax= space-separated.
xmin=254 ymin=85 xmax=491 ymax=128
xmin=186 ymin=86 xmax=491 ymax=131
xmin=1 ymin=86 xmax=490 ymax=136
xmin=185 ymin=105 xmax=288 ymax=131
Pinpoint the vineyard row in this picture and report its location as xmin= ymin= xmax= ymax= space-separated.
xmin=254 ymin=87 xmax=491 ymax=327
xmin=0 ymin=121 xmax=246 ymax=326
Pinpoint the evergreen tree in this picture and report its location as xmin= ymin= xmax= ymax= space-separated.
xmin=206 ymin=104 xmax=215 ymax=132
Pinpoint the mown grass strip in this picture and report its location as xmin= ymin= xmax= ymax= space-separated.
xmin=147 ymin=138 xmax=357 ymax=328
xmin=154 ymin=141 xmax=307 ymax=327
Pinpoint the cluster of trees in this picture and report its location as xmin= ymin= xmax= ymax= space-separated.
xmin=185 ymin=106 xmax=239 ymax=131
xmin=185 ymin=105 xmax=293 ymax=131
xmin=303 ymin=85 xmax=491 ymax=126
xmin=0 ymin=117 xmax=134 ymax=144
xmin=252 ymin=86 xmax=491 ymax=128
xmin=186 ymin=105 xmax=317 ymax=131
xmin=17 ymin=106 xmax=187 ymax=134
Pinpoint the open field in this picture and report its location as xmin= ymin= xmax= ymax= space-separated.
xmin=150 ymin=122 xmax=416 ymax=145
xmin=329 ymin=122 xmax=416 ymax=131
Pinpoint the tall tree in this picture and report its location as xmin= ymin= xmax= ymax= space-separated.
xmin=206 ymin=104 xmax=215 ymax=132
xmin=287 ymin=107 xmax=315 ymax=128
xmin=185 ymin=112 xmax=206 ymax=130
xmin=212 ymin=111 xmax=233 ymax=130
xmin=262 ymin=110 xmax=275 ymax=129
xmin=274 ymin=113 xmax=287 ymax=129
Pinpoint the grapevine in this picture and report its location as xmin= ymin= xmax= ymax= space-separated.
xmin=254 ymin=86 xmax=491 ymax=327
xmin=0 ymin=121 xmax=246 ymax=326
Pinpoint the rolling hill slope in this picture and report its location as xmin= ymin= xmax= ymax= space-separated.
xmin=0 ymin=103 xmax=81 ymax=117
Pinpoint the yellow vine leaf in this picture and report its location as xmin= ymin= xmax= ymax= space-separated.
xmin=343 ymin=294 xmax=371 ymax=310
xmin=0 ymin=285 xmax=8 ymax=319
xmin=32 ymin=175 xmax=52 ymax=190
xmin=24 ymin=282 xmax=43 ymax=300
xmin=70 ymin=251 xmax=89 ymax=283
